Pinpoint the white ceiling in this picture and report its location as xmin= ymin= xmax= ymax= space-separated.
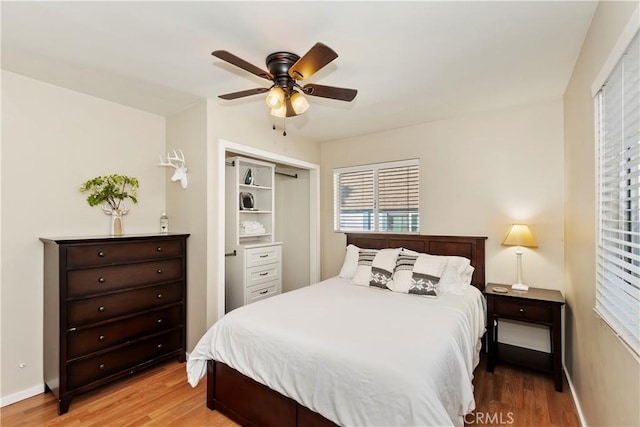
xmin=1 ymin=1 xmax=597 ymax=143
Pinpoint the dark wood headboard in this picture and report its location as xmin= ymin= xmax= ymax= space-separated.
xmin=346 ymin=233 xmax=488 ymax=291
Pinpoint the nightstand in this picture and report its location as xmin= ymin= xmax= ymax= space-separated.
xmin=484 ymin=283 xmax=566 ymax=391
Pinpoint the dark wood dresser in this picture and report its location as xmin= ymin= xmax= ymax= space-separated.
xmin=40 ymin=233 xmax=189 ymax=414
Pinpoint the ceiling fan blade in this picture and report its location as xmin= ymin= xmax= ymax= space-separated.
xmin=212 ymin=50 xmax=274 ymax=81
xmin=288 ymin=42 xmax=338 ymax=81
xmin=218 ymin=87 xmax=269 ymax=100
xmin=302 ymin=83 xmax=357 ymax=102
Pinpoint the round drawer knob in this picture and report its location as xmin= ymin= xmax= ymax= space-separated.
xmin=157 ymin=319 xmax=163 ymax=324
xmin=98 ymin=306 xmax=105 ymax=312
xmin=98 ymin=277 xmax=105 ymax=283
xmin=99 ymin=363 xmax=105 ymax=370
xmin=99 ymin=335 xmax=105 ymax=341
xmin=519 ymin=308 xmax=525 ymax=314
xmin=157 ymin=269 xmax=163 ymax=274
xmin=157 ymin=294 xmax=163 ymax=299
xmin=98 ymin=251 xmax=105 ymax=257
xmin=157 ymin=344 xmax=163 ymax=349
xmin=156 ymin=247 xmax=162 ymax=252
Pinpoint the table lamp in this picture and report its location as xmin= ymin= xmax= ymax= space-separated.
xmin=502 ymin=224 xmax=538 ymax=291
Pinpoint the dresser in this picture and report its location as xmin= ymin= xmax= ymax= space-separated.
xmin=40 ymin=233 xmax=189 ymax=414
xmin=225 ymin=242 xmax=282 ymax=312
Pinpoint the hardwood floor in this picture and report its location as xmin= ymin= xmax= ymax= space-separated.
xmin=468 ymin=356 xmax=580 ymax=427
xmin=2 ymin=356 xmax=579 ymax=426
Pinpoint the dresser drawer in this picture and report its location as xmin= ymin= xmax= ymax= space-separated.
xmin=246 ymin=264 xmax=280 ymax=287
xmin=247 ymin=281 xmax=279 ymax=304
xmin=494 ymin=299 xmax=552 ymax=323
xmin=66 ymin=240 xmax=183 ymax=268
xmin=245 ymin=245 xmax=280 ymax=268
xmin=67 ymin=258 xmax=182 ymax=298
xmin=67 ymin=282 xmax=183 ymax=327
xmin=67 ymin=305 xmax=183 ymax=359
xmin=67 ymin=329 xmax=182 ymax=390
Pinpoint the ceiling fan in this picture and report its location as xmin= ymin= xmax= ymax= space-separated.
xmin=212 ymin=42 xmax=357 ymax=120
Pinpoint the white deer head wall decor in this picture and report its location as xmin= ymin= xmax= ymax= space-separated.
xmin=159 ymin=149 xmax=188 ymax=189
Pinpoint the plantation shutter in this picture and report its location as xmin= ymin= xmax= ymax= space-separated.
xmin=595 ymin=30 xmax=640 ymax=356
xmin=334 ymin=159 xmax=419 ymax=233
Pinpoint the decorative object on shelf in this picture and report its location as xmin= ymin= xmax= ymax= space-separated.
xmin=239 ymin=192 xmax=255 ymax=210
xmin=158 ymin=149 xmax=188 ymax=189
xmin=244 ymin=168 xmax=254 ymax=185
xmin=80 ymin=174 xmax=139 ymax=236
xmin=502 ymin=224 xmax=538 ymax=291
xmin=239 ymin=220 xmax=266 ymax=236
xmin=160 ymin=210 xmax=169 ymax=233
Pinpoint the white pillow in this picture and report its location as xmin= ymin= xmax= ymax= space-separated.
xmin=353 ymin=248 xmax=400 ymax=289
xmin=338 ymin=244 xmax=360 ymax=278
xmin=391 ymin=253 xmax=447 ymax=297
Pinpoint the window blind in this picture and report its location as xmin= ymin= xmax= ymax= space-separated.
xmin=334 ymin=159 xmax=419 ymax=233
xmin=595 ymin=30 xmax=640 ymax=356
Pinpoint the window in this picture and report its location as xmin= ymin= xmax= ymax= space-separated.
xmin=334 ymin=159 xmax=419 ymax=233
xmin=595 ymin=30 xmax=639 ymax=355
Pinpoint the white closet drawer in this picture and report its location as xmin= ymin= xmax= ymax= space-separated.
xmin=246 ymin=264 xmax=280 ymax=287
xmin=246 ymin=245 xmax=281 ymax=267
xmin=246 ymin=281 xmax=279 ymax=304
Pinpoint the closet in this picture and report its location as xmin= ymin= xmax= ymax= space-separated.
xmin=225 ymin=156 xmax=282 ymax=312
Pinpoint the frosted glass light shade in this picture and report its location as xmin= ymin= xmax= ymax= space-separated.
xmin=290 ymin=92 xmax=310 ymax=114
xmin=503 ymin=224 xmax=538 ymax=247
xmin=265 ymin=87 xmax=285 ymax=109
xmin=270 ymin=104 xmax=287 ymax=118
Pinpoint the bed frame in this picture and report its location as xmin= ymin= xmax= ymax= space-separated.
xmin=207 ymin=233 xmax=487 ymax=427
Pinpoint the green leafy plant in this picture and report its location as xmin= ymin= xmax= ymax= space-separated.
xmin=80 ymin=174 xmax=139 ymax=210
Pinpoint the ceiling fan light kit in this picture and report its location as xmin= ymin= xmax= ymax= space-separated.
xmin=212 ymin=42 xmax=357 ymax=134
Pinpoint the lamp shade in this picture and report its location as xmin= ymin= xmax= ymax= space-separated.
xmin=265 ymin=87 xmax=285 ymax=109
xmin=270 ymin=104 xmax=287 ymax=118
xmin=503 ymin=224 xmax=538 ymax=247
xmin=290 ymin=92 xmax=310 ymax=114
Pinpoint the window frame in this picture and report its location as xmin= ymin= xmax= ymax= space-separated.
xmin=333 ymin=159 xmax=419 ymax=234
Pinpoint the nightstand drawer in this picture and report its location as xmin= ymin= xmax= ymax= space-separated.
xmin=494 ymin=299 xmax=552 ymax=323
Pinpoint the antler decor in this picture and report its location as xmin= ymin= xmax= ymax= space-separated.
xmin=159 ymin=149 xmax=188 ymax=189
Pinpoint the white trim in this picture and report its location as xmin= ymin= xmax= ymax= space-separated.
xmin=563 ymin=363 xmax=588 ymax=427
xmin=591 ymin=4 xmax=640 ymax=96
xmin=0 ymin=384 xmax=44 ymax=407
xmin=217 ymin=139 xmax=321 ymax=320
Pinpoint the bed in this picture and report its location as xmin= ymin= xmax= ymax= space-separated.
xmin=187 ymin=233 xmax=487 ymax=427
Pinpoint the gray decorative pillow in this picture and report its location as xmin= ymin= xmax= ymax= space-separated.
xmin=352 ymin=248 xmax=400 ymax=289
xmin=390 ymin=253 xmax=446 ymax=297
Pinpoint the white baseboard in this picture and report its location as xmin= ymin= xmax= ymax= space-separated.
xmin=564 ymin=363 xmax=588 ymax=427
xmin=0 ymin=384 xmax=44 ymax=408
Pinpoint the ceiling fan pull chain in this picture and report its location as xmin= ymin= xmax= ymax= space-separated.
xmin=283 ymin=117 xmax=287 ymax=136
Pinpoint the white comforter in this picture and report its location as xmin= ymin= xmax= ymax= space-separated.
xmin=187 ymin=277 xmax=486 ymax=427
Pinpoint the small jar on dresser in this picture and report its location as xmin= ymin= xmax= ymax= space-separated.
xmin=40 ymin=233 xmax=189 ymax=414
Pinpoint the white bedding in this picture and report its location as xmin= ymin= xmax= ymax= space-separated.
xmin=187 ymin=276 xmax=486 ymax=427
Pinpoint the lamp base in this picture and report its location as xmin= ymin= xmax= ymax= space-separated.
xmin=511 ymin=283 xmax=529 ymax=292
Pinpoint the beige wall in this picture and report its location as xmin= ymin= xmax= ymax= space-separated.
xmin=321 ymin=99 xmax=565 ymax=351
xmin=165 ymin=101 xmax=208 ymax=351
xmin=275 ymin=169 xmax=311 ymax=292
xmin=563 ymin=2 xmax=640 ymax=426
xmin=1 ymin=71 xmax=166 ymax=402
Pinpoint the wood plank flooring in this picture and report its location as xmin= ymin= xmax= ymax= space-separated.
xmin=1 ymin=355 xmax=579 ymax=426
